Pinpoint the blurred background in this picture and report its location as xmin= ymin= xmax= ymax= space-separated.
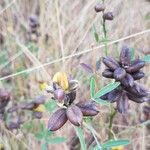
xmin=0 ymin=0 xmax=150 ymax=149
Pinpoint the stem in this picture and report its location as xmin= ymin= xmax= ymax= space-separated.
xmin=108 ymin=108 xmax=117 ymax=139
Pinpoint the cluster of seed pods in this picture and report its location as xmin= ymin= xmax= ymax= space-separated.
xmin=101 ymin=47 xmax=149 ymax=113
xmin=47 ymin=72 xmax=99 ymax=131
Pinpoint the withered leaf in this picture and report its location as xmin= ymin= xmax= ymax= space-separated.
xmin=121 ymin=73 xmax=134 ymax=87
xmin=116 ymin=92 xmax=129 ymax=113
xmin=66 ymin=105 xmax=83 ymax=126
xmin=126 ymin=59 xmax=145 ymax=73
xmin=76 ymin=101 xmax=99 ymax=116
xmin=102 ymin=69 xmax=113 ymax=78
xmin=132 ymin=71 xmax=145 ymax=80
xmin=48 ymin=108 xmax=67 ymax=131
xmin=113 ymin=67 xmax=126 ymax=80
xmin=102 ymin=57 xmax=120 ymax=71
xmin=80 ymin=63 xmax=93 ymax=73
xmin=120 ymin=46 xmax=131 ymax=66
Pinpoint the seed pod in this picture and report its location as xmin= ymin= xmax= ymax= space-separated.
xmin=66 ymin=105 xmax=83 ymax=126
xmin=108 ymin=89 xmax=122 ymax=103
xmin=48 ymin=108 xmax=67 ymax=131
xmin=94 ymin=3 xmax=105 ymax=12
xmin=6 ymin=122 xmax=20 ymax=130
xmin=126 ymin=59 xmax=145 ymax=73
xmin=116 ymin=92 xmax=129 ymax=113
xmin=76 ymin=101 xmax=99 ymax=116
xmin=33 ymin=95 xmax=46 ymax=104
xmin=103 ymin=12 xmax=114 ymax=20
xmin=120 ymin=46 xmax=131 ymax=66
xmin=102 ymin=57 xmax=120 ymax=71
xmin=102 ymin=69 xmax=114 ymax=78
xmin=33 ymin=112 xmax=43 ymax=119
xmin=121 ymin=74 xmax=134 ymax=87
xmin=132 ymin=71 xmax=145 ymax=80
xmin=127 ymin=83 xmax=148 ymax=97
xmin=54 ymin=89 xmax=65 ymax=102
xmin=127 ymin=93 xmax=146 ymax=103
xmin=113 ymin=67 xmax=126 ymax=80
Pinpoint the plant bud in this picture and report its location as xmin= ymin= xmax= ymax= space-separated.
xmin=66 ymin=105 xmax=83 ymax=126
xmin=108 ymin=89 xmax=122 ymax=103
xmin=102 ymin=57 xmax=120 ymax=71
xmin=48 ymin=108 xmax=67 ymax=131
xmin=54 ymin=89 xmax=65 ymax=102
xmin=121 ymin=74 xmax=134 ymax=87
xmin=77 ymin=101 xmax=99 ymax=116
xmin=113 ymin=67 xmax=126 ymax=80
xmin=132 ymin=71 xmax=145 ymax=80
xmin=103 ymin=12 xmax=114 ymax=20
xmin=120 ymin=46 xmax=131 ymax=66
xmin=126 ymin=59 xmax=145 ymax=73
xmin=117 ymin=92 xmax=129 ymax=113
xmin=94 ymin=4 xmax=105 ymax=12
xmin=102 ymin=69 xmax=114 ymax=78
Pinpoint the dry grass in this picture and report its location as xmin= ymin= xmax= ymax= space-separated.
xmin=0 ymin=0 xmax=150 ymax=150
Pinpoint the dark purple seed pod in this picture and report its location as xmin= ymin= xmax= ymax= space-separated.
xmin=127 ymin=83 xmax=148 ymax=97
xmin=108 ymin=89 xmax=122 ymax=103
xmin=102 ymin=57 xmax=120 ymax=71
xmin=102 ymin=69 xmax=114 ymax=78
xmin=126 ymin=59 xmax=145 ymax=73
xmin=94 ymin=3 xmax=105 ymax=12
xmin=100 ymin=93 xmax=109 ymax=100
xmin=116 ymin=92 xmax=129 ymax=113
xmin=132 ymin=71 xmax=145 ymax=80
xmin=127 ymin=93 xmax=146 ymax=103
xmin=120 ymin=46 xmax=131 ymax=66
xmin=76 ymin=101 xmax=99 ymax=116
xmin=103 ymin=12 xmax=114 ymax=20
xmin=121 ymin=73 xmax=134 ymax=87
xmin=48 ymin=108 xmax=67 ymax=131
xmin=33 ymin=112 xmax=43 ymax=119
xmin=66 ymin=105 xmax=83 ymax=126
xmin=33 ymin=95 xmax=46 ymax=104
xmin=6 ymin=122 xmax=20 ymax=130
xmin=113 ymin=67 xmax=126 ymax=80
xmin=54 ymin=89 xmax=65 ymax=102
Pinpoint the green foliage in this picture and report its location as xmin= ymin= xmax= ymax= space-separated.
xmin=92 ymin=25 xmax=99 ymax=43
xmin=102 ymin=139 xmax=130 ymax=149
xmin=90 ymin=76 xmax=96 ymax=98
xmin=75 ymin=127 xmax=87 ymax=150
xmin=143 ymin=55 xmax=150 ymax=63
xmin=44 ymin=100 xmax=57 ymax=112
xmin=130 ymin=48 xmax=135 ymax=60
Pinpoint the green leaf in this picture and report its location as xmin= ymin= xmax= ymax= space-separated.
xmin=75 ymin=127 xmax=87 ymax=150
xmin=143 ymin=55 xmax=150 ymax=63
xmin=92 ymin=25 xmax=99 ymax=43
xmin=94 ymin=82 xmax=120 ymax=99
xmin=102 ymin=139 xmax=130 ymax=148
xmin=90 ymin=76 xmax=96 ymax=98
xmin=130 ymin=48 xmax=135 ymax=60
xmin=35 ymin=132 xmax=45 ymax=140
xmin=47 ymin=137 xmax=66 ymax=144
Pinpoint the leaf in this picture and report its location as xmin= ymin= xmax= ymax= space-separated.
xmin=143 ymin=55 xmax=150 ymax=63
xmin=102 ymin=139 xmax=130 ymax=148
xmin=75 ymin=127 xmax=87 ymax=150
xmin=93 ymin=98 xmax=109 ymax=106
xmin=80 ymin=63 xmax=93 ymax=73
xmin=92 ymin=25 xmax=99 ymax=43
xmin=94 ymin=82 xmax=120 ymax=99
xmin=130 ymin=48 xmax=135 ymax=60
xmin=90 ymin=76 xmax=96 ymax=98
xmin=35 ymin=132 xmax=45 ymax=140
xmin=47 ymin=137 xmax=66 ymax=144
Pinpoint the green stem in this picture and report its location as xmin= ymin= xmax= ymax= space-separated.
xmin=108 ymin=108 xmax=117 ymax=139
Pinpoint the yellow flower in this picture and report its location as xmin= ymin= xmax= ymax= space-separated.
xmin=33 ymin=104 xmax=46 ymax=112
xmin=53 ymin=72 xmax=69 ymax=90
xmin=39 ymin=82 xmax=48 ymax=91
xmin=112 ymin=146 xmax=123 ymax=150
